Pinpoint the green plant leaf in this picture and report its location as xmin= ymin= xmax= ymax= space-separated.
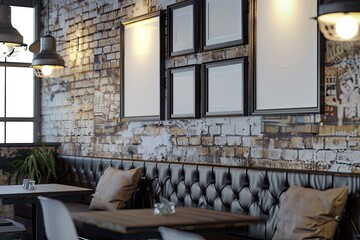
xmin=10 ymin=144 xmax=57 ymax=184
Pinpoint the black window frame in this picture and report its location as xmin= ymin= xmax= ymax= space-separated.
xmin=0 ymin=0 xmax=41 ymax=146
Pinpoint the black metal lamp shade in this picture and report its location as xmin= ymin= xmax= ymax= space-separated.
xmin=318 ymin=1 xmax=360 ymax=41
xmin=0 ymin=3 xmax=23 ymax=46
xmin=31 ymin=35 xmax=64 ymax=78
xmin=31 ymin=35 xmax=64 ymax=67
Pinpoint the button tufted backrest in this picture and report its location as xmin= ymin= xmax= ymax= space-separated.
xmin=57 ymin=155 xmax=360 ymax=240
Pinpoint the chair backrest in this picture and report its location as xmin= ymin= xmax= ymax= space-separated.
xmin=158 ymin=226 xmax=205 ymax=240
xmin=38 ymin=196 xmax=78 ymax=240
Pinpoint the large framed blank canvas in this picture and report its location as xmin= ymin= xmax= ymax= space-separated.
xmin=120 ymin=11 xmax=165 ymax=121
xmin=167 ymin=65 xmax=200 ymax=119
xmin=202 ymin=58 xmax=248 ymax=116
xmin=250 ymin=0 xmax=323 ymax=115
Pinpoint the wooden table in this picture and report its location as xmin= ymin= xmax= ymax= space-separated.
xmin=0 ymin=184 xmax=93 ymax=240
xmin=72 ymin=207 xmax=264 ymax=239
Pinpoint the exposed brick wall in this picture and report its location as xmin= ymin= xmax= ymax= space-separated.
xmin=0 ymin=170 xmax=12 ymax=219
xmin=41 ymin=0 xmax=360 ymax=173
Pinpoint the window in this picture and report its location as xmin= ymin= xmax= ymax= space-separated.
xmin=0 ymin=5 xmax=38 ymax=144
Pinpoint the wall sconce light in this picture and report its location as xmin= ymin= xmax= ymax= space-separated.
xmin=0 ymin=2 xmax=26 ymax=57
xmin=317 ymin=1 xmax=360 ymax=41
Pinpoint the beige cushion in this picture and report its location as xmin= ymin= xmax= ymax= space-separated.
xmin=89 ymin=166 xmax=142 ymax=210
xmin=272 ymin=185 xmax=348 ymax=240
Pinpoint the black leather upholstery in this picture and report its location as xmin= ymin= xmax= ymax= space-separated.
xmin=57 ymin=155 xmax=360 ymax=240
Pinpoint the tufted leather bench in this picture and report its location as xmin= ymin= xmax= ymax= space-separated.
xmin=11 ymin=154 xmax=358 ymax=239
xmin=51 ymin=155 xmax=360 ymax=240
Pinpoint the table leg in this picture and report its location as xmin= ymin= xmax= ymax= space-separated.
xmin=32 ymin=202 xmax=44 ymax=240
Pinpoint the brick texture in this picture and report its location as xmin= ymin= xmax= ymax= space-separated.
xmin=36 ymin=0 xmax=360 ymax=173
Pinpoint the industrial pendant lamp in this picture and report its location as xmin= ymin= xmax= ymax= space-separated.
xmin=31 ymin=0 xmax=64 ymax=78
xmin=317 ymin=0 xmax=360 ymax=41
xmin=0 ymin=2 xmax=24 ymax=57
xmin=31 ymin=35 xmax=65 ymax=78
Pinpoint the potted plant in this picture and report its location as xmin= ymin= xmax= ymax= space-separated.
xmin=11 ymin=145 xmax=57 ymax=184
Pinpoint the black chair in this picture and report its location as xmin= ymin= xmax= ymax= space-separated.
xmin=0 ymin=218 xmax=27 ymax=240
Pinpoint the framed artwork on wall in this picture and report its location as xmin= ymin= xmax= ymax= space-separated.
xmin=167 ymin=65 xmax=200 ymax=119
xmin=202 ymin=0 xmax=248 ymax=51
xmin=120 ymin=11 xmax=165 ymax=121
xmin=168 ymin=0 xmax=199 ymax=57
xmin=249 ymin=0 xmax=324 ymax=115
xmin=202 ymin=57 xmax=248 ymax=117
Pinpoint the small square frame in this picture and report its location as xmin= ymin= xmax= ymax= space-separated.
xmin=167 ymin=65 xmax=200 ymax=119
xmin=168 ymin=0 xmax=199 ymax=57
xmin=202 ymin=0 xmax=248 ymax=51
xmin=202 ymin=57 xmax=248 ymax=117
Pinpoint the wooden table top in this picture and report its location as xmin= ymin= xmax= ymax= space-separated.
xmin=0 ymin=183 xmax=94 ymax=240
xmin=72 ymin=207 xmax=264 ymax=235
xmin=0 ymin=184 xmax=93 ymax=204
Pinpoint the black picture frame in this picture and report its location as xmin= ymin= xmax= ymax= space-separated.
xmin=167 ymin=65 xmax=200 ymax=119
xmin=120 ymin=11 xmax=166 ymax=121
xmin=168 ymin=0 xmax=199 ymax=57
xmin=202 ymin=57 xmax=248 ymax=117
xmin=249 ymin=0 xmax=324 ymax=115
xmin=202 ymin=0 xmax=248 ymax=51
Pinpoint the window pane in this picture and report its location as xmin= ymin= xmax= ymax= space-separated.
xmin=6 ymin=122 xmax=33 ymax=143
xmin=0 ymin=67 xmax=4 ymax=117
xmin=6 ymin=67 xmax=34 ymax=117
xmin=0 ymin=54 xmax=4 ymax=62
xmin=0 ymin=122 xmax=4 ymax=143
xmin=9 ymin=6 xmax=35 ymax=63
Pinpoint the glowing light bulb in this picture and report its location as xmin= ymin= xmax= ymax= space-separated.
xmin=0 ymin=43 xmax=9 ymax=55
xmin=41 ymin=65 xmax=53 ymax=76
xmin=335 ymin=15 xmax=359 ymax=40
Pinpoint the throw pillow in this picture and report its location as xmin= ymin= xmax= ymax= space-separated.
xmin=89 ymin=166 xmax=142 ymax=210
xmin=272 ymin=185 xmax=348 ymax=240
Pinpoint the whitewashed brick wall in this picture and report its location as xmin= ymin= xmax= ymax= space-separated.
xmin=40 ymin=0 xmax=360 ymax=173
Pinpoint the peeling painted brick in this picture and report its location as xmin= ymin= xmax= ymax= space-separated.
xmin=215 ymin=136 xmax=227 ymax=146
xmin=263 ymin=149 xmax=282 ymax=160
xmin=274 ymin=138 xmax=290 ymax=149
xmin=177 ymin=137 xmax=189 ymax=146
xmin=222 ymin=125 xmax=235 ymax=135
xmin=235 ymin=147 xmax=250 ymax=158
xmin=169 ymin=126 xmax=185 ymax=136
xmin=223 ymin=147 xmax=235 ymax=157
xmin=189 ymin=136 xmax=201 ymax=146
xmin=283 ymin=149 xmax=298 ymax=161
xmin=199 ymin=146 xmax=210 ymax=156
xmin=304 ymin=137 xmax=324 ymax=149
xmin=289 ymin=137 xmax=304 ymax=149
xmin=202 ymin=136 xmax=214 ymax=146
xmin=251 ymin=148 xmax=263 ymax=159
xmin=227 ymin=136 xmax=241 ymax=146
xmin=209 ymin=125 xmax=221 ymax=135
xmin=325 ymin=137 xmax=347 ymax=149
xmin=235 ymin=124 xmax=251 ymax=135
xmin=299 ymin=150 xmax=316 ymax=161
xmin=210 ymin=146 xmax=222 ymax=156
xmin=131 ymin=136 xmax=141 ymax=145
xmin=242 ymin=136 xmax=252 ymax=147
xmin=316 ymin=150 xmax=336 ymax=164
